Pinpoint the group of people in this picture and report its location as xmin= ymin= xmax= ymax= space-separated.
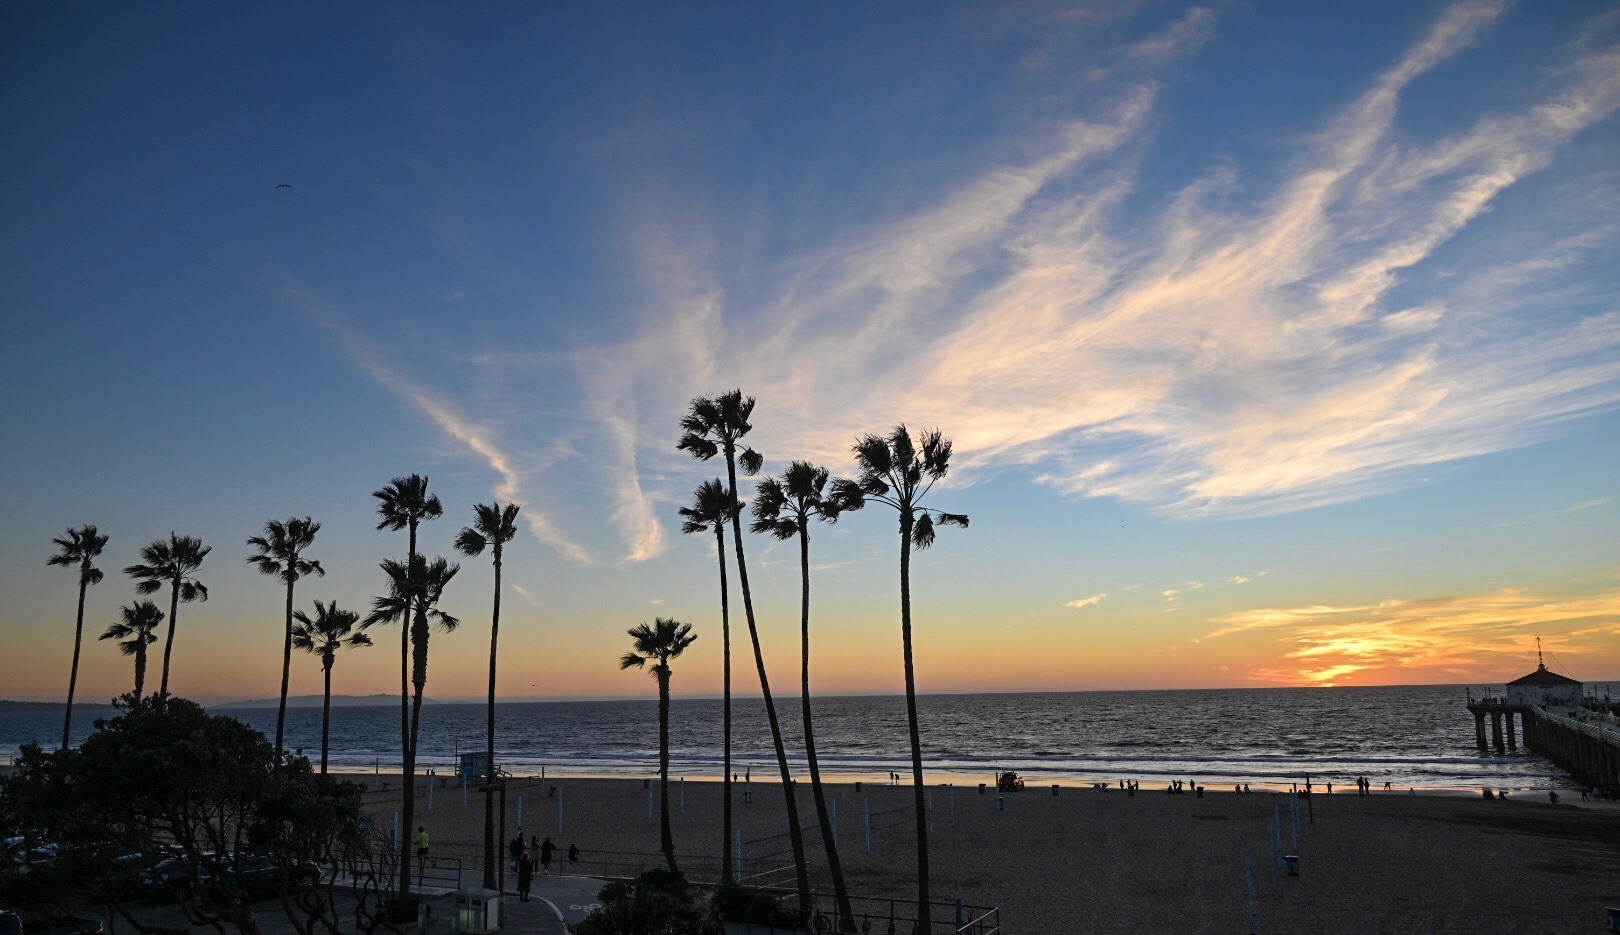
xmin=1349 ymin=775 xmax=1388 ymax=795
xmin=509 ymin=830 xmax=579 ymax=901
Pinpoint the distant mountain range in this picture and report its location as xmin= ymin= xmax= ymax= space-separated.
xmin=213 ymin=694 xmax=438 ymax=709
xmin=0 ymin=700 xmax=118 ymax=713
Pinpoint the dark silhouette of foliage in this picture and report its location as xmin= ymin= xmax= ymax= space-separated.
xmin=124 ymin=533 xmax=210 ymax=699
xmin=48 ymin=524 xmax=109 ymax=748
xmin=455 ymin=499 xmax=521 ymax=892
xmin=846 ymin=425 xmax=969 ymax=934
xmin=677 ymin=390 xmax=811 ymax=916
xmin=751 ymin=460 xmax=863 ymax=929
xmin=291 ymin=600 xmax=370 ymax=774
xmin=246 ymin=516 xmax=325 ymax=760
xmin=99 ymin=600 xmax=162 ymax=702
xmin=621 ymin=617 xmax=697 ymax=875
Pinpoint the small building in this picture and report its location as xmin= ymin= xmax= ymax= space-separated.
xmin=1505 ymin=663 xmax=1582 ymax=709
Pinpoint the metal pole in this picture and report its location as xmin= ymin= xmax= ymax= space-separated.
xmin=680 ymin=777 xmax=686 ymax=815
xmin=499 ymin=782 xmax=507 ymax=895
xmin=559 ymin=787 xmax=566 ymax=835
xmin=950 ymin=784 xmax=956 ymax=825
xmin=735 ymin=828 xmax=744 ymax=878
xmin=831 ymin=798 xmax=838 ymax=846
xmin=1244 ymin=856 xmax=1257 ymax=935
xmin=864 ymin=797 xmax=872 ymax=853
xmin=518 ymin=794 xmax=523 ymax=830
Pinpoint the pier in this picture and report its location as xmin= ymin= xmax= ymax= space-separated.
xmin=1467 ymin=661 xmax=1620 ymax=794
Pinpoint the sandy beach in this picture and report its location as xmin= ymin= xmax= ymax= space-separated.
xmin=356 ymin=771 xmax=1620 ymax=934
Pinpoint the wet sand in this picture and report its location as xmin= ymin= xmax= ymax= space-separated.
xmin=357 ymin=771 xmax=1620 ymax=934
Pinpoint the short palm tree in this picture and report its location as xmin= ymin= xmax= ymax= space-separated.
xmin=678 ymin=391 xmax=812 ymax=916
xmin=454 ymin=500 xmax=521 ymax=892
xmin=847 ymin=426 xmax=968 ymax=934
xmin=620 ymin=617 xmax=697 ymax=875
xmin=100 ymin=600 xmax=162 ymax=703
xmin=678 ymin=479 xmax=740 ymax=884
xmin=124 ymin=533 xmax=211 ymax=699
xmin=291 ymin=600 xmax=371 ymax=774
xmin=365 ymin=554 xmax=459 ymax=898
xmin=373 ymin=475 xmax=443 ymax=772
xmin=48 ymin=524 xmax=109 ymax=748
xmin=246 ymin=517 xmax=325 ymax=759
xmin=752 ymin=462 xmax=862 ymax=930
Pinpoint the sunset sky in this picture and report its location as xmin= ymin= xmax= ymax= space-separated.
xmin=3 ymin=0 xmax=1617 ymax=706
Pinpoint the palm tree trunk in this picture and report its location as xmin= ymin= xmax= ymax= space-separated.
xmin=483 ymin=550 xmax=502 ymax=891
xmin=724 ymin=449 xmax=812 ymax=919
xmin=276 ymin=575 xmax=295 ymax=758
xmin=134 ymin=646 xmax=146 ymax=703
xmin=714 ymin=528 xmax=733 ymax=885
xmin=800 ymin=527 xmax=856 ymax=930
xmin=321 ymin=655 xmax=334 ymax=775
xmin=401 ymin=607 xmax=428 ymax=898
xmin=659 ymin=667 xmax=677 ymax=874
xmin=63 ymin=576 xmax=88 ymax=749
xmin=159 ymin=580 xmax=180 ymax=699
xmin=899 ymin=509 xmax=930 ymax=934
xmin=401 ymin=523 xmax=417 ymax=784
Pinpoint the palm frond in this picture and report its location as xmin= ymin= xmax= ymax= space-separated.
xmin=739 ymin=447 xmax=764 ymax=476
xmin=911 ymin=512 xmax=936 ymax=550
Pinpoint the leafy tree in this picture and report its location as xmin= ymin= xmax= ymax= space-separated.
xmin=847 ymin=425 xmax=968 ymax=934
xmin=99 ymin=600 xmax=162 ymax=702
xmin=454 ymin=500 xmax=521 ymax=892
xmin=571 ymin=871 xmax=718 ymax=935
xmin=751 ymin=461 xmax=862 ymax=929
xmin=246 ymin=516 xmax=325 ymax=760
xmin=677 ymin=390 xmax=811 ymax=915
xmin=124 ymin=533 xmax=210 ymax=699
xmin=372 ymin=475 xmax=443 ymax=771
xmin=291 ymin=600 xmax=371 ymax=774
xmin=365 ymin=554 xmax=459 ymax=897
xmin=620 ymin=617 xmax=698 ymax=874
xmin=48 ymin=524 xmax=109 ymax=748
xmin=677 ymin=479 xmax=740 ymax=884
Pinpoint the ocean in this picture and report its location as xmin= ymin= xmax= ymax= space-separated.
xmin=0 ymin=685 xmax=1586 ymax=791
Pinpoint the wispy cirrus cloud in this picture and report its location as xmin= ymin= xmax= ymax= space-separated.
xmin=1066 ymin=593 xmax=1107 ymax=609
xmin=1203 ymin=588 xmax=1620 ymax=684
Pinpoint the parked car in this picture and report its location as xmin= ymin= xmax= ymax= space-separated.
xmin=136 ymin=853 xmax=216 ymax=900
xmin=0 ymin=911 xmax=103 ymax=935
xmin=219 ymin=854 xmax=321 ymax=894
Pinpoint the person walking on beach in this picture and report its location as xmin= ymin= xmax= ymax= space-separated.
xmin=568 ymin=843 xmax=579 ymax=864
xmin=416 ymin=826 xmax=430 ymax=860
xmin=516 ymin=852 xmax=534 ymax=901
xmin=540 ymin=836 xmax=555 ymax=874
xmin=509 ymin=831 xmax=526 ymax=872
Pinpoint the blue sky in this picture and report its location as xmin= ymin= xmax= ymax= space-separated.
xmin=3 ymin=0 xmax=1617 ymax=705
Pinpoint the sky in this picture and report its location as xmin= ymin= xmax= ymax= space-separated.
xmin=2 ymin=0 xmax=1618 ymax=706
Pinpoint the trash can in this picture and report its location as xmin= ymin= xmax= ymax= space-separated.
xmin=453 ymin=888 xmax=502 ymax=934
xmin=1284 ymin=855 xmax=1300 ymax=877
xmin=1606 ymin=906 xmax=1620 ymax=932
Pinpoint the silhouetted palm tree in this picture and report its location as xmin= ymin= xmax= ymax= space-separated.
xmin=48 ymin=524 xmax=109 ymax=748
xmin=753 ymin=462 xmax=862 ymax=930
xmin=678 ymin=390 xmax=812 ymax=915
xmin=246 ymin=517 xmax=325 ymax=759
xmin=373 ymin=475 xmax=443 ymax=769
xmin=678 ymin=479 xmax=740 ymax=884
xmin=847 ymin=425 xmax=968 ymax=934
xmin=100 ymin=600 xmax=162 ymax=703
xmin=365 ymin=554 xmax=459 ymax=898
xmin=620 ymin=617 xmax=697 ymax=875
xmin=455 ymin=500 xmax=521 ymax=892
xmin=124 ymin=534 xmax=210 ymax=699
xmin=291 ymin=600 xmax=371 ymax=774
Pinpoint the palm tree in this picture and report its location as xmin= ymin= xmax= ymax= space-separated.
xmin=454 ymin=500 xmax=521 ymax=892
xmin=373 ymin=475 xmax=444 ymax=775
xmin=678 ymin=479 xmax=740 ymax=885
xmin=291 ymin=600 xmax=371 ymax=774
xmin=620 ymin=617 xmax=697 ymax=875
xmin=124 ymin=533 xmax=211 ymax=699
xmin=99 ymin=600 xmax=162 ymax=703
xmin=847 ymin=425 xmax=968 ymax=934
xmin=246 ymin=517 xmax=325 ymax=759
xmin=48 ymin=525 xmax=109 ymax=748
xmin=365 ymin=554 xmax=459 ymax=898
xmin=752 ymin=462 xmax=862 ymax=930
xmin=678 ymin=390 xmax=813 ymax=916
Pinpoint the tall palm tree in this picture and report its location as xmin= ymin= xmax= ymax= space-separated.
xmin=847 ymin=425 xmax=968 ymax=934
xmin=373 ymin=475 xmax=443 ymax=774
xmin=291 ymin=600 xmax=372 ymax=775
xmin=99 ymin=600 xmax=162 ymax=703
xmin=48 ymin=524 xmax=109 ymax=748
xmin=246 ymin=517 xmax=325 ymax=759
xmin=752 ymin=462 xmax=862 ymax=930
xmin=678 ymin=390 xmax=813 ymax=917
xmin=365 ymin=554 xmax=459 ymax=898
xmin=124 ymin=533 xmax=211 ymax=700
xmin=620 ymin=617 xmax=697 ymax=875
xmin=454 ymin=500 xmax=521 ymax=892
xmin=678 ymin=479 xmax=740 ymax=885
